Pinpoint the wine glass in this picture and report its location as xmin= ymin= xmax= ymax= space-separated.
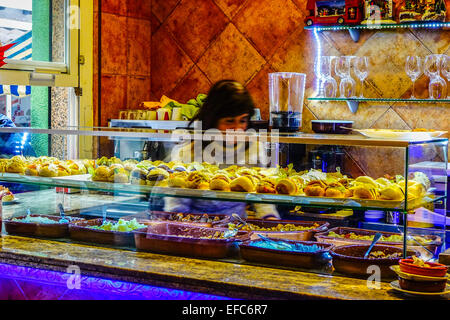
xmin=335 ymin=56 xmax=356 ymax=98
xmin=424 ymin=54 xmax=447 ymax=99
xmin=320 ymin=56 xmax=338 ymax=98
xmin=429 ymin=76 xmax=447 ymax=99
xmin=405 ymin=56 xmax=421 ymax=99
xmin=424 ymin=54 xmax=441 ymax=79
xmin=353 ymin=56 xmax=369 ymax=98
xmin=315 ymin=56 xmax=337 ymax=98
xmin=440 ymin=55 xmax=450 ymax=98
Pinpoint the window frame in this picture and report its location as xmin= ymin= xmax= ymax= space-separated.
xmin=0 ymin=0 xmax=80 ymax=87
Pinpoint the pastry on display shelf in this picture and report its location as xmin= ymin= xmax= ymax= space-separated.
xmin=209 ymin=171 xmax=232 ymax=191
xmin=98 ymin=158 xmax=432 ymax=203
xmin=92 ymin=163 xmax=130 ymax=183
xmin=256 ymin=177 xmax=277 ymax=194
xmin=0 ymin=186 xmax=14 ymax=202
xmin=0 ymin=154 xmax=433 ymax=203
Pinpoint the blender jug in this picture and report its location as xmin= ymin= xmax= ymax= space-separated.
xmin=269 ymin=72 xmax=306 ymax=132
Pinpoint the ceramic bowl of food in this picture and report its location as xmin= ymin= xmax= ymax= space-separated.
xmin=311 ymin=120 xmax=353 ymax=134
xmin=399 ymin=257 xmax=448 ymax=277
xmin=330 ymin=244 xmax=418 ymax=279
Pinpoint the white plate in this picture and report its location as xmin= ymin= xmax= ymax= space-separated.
xmin=390 ymin=280 xmax=450 ymax=296
xmin=354 ymin=129 xmax=447 ymax=140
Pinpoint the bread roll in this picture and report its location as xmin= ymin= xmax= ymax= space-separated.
xmin=230 ymin=176 xmax=255 ymax=192
xmin=355 ymin=176 xmax=378 ymax=188
xmin=275 ymin=178 xmax=298 ymax=195
xmin=25 ymin=163 xmax=39 ymax=176
xmin=38 ymin=163 xmax=59 ymax=177
xmin=304 ymin=180 xmax=327 ymax=197
xmin=209 ymin=174 xmax=231 ymax=191
xmin=379 ymin=184 xmax=404 ymax=200
xmin=185 ymin=171 xmax=210 ymax=189
xmin=168 ymin=171 xmax=188 ymax=188
xmin=325 ymin=182 xmax=346 ymax=198
xmin=6 ymin=156 xmax=26 ymax=174
xmin=146 ymin=168 xmax=170 ymax=186
xmin=92 ymin=165 xmax=111 ymax=182
xmin=256 ymin=178 xmax=277 ymax=194
xmin=352 ymin=185 xmax=379 ymax=200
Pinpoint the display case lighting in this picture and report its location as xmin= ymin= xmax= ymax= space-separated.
xmin=305 ymin=22 xmax=450 ymax=31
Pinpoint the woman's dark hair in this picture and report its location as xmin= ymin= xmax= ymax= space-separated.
xmin=189 ymin=80 xmax=255 ymax=130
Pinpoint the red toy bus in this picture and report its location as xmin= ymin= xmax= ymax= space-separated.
xmin=304 ymin=0 xmax=364 ymax=26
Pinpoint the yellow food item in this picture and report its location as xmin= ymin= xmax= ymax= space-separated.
xmin=275 ymin=178 xmax=298 ymax=195
xmin=327 ymin=231 xmax=433 ymax=245
xmin=236 ymin=222 xmax=319 ymax=232
xmin=230 ymin=176 xmax=256 ymax=192
xmin=303 ymin=180 xmax=327 ymax=197
xmin=168 ymin=171 xmax=189 ymax=188
xmin=209 ymin=173 xmax=231 ymax=191
xmin=38 ymin=163 xmax=59 ymax=177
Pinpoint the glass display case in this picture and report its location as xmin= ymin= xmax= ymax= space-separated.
xmin=0 ymin=125 xmax=447 ymax=279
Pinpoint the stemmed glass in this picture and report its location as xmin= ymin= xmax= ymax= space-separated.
xmin=353 ymin=56 xmax=369 ymax=98
xmin=316 ymin=56 xmax=337 ymax=98
xmin=405 ymin=56 xmax=421 ymax=99
xmin=425 ymin=54 xmax=447 ymax=99
xmin=335 ymin=56 xmax=356 ymax=98
xmin=440 ymin=55 xmax=450 ymax=98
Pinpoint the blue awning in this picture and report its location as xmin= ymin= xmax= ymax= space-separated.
xmin=1 ymin=31 xmax=32 ymax=96
xmin=5 ymin=31 xmax=32 ymax=61
xmin=0 ymin=85 xmax=31 ymax=97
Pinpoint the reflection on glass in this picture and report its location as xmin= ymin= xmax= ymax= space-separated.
xmin=335 ymin=56 xmax=356 ymax=98
xmin=353 ymin=56 xmax=369 ymax=98
xmin=405 ymin=56 xmax=421 ymax=99
xmin=440 ymin=55 xmax=450 ymax=98
xmin=317 ymin=56 xmax=337 ymax=98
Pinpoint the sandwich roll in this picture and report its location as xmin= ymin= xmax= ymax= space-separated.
xmin=230 ymin=176 xmax=256 ymax=193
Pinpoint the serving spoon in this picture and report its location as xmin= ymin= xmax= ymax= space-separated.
xmin=223 ymin=213 xmax=247 ymax=238
xmin=256 ymin=233 xmax=292 ymax=250
xmin=363 ymin=232 xmax=382 ymax=259
xmin=58 ymin=203 xmax=70 ymax=224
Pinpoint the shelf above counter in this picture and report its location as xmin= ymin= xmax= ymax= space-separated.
xmin=0 ymin=127 xmax=447 ymax=147
xmin=0 ymin=173 xmax=445 ymax=212
xmin=304 ymin=21 xmax=450 ymax=31
xmin=305 ymin=22 xmax=450 ymax=42
xmin=308 ymin=97 xmax=450 ymax=113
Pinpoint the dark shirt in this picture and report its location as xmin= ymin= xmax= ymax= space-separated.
xmin=0 ymin=113 xmax=37 ymax=194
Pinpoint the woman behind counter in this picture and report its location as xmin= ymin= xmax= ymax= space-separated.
xmin=163 ymin=80 xmax=280 ymax=220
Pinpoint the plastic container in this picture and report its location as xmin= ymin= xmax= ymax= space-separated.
xmin=311 ymin=120 xmax=354 ymax=134
xmin=269 ymin=72 xmax=306 ymax=132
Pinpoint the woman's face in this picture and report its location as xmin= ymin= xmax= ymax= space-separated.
xmin=216 ymin=113 xmax=249 ymax=131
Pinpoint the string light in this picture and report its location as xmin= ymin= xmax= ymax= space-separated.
xmin=305 ymin=22 xmax=450 ymax=31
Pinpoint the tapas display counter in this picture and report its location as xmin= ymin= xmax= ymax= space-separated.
xmin=0 ymin=127 xmax=448 ymax=299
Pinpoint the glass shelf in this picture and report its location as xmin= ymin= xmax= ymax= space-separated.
xmin=304 ymin=22 xmax=450 ymax=31
xmin=308 ymin=97 xmax=450 ymax=113
xmin=0 ymin=127 xmax=446 ymax=147
xmin=308 ymin=97 xmax=450 ymax=103
xmin=0 ymin=172 xmax=445 ymax=212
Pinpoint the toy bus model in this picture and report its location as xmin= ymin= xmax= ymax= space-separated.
xmin=305 ymin=0 xmax=364 ymax=26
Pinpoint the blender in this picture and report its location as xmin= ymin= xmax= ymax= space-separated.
xmin=269 ymin=72 xmax=306 ymax=132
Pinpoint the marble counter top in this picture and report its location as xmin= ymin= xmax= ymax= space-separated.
xmin=0 ymin=234 xmax=442 ymax=300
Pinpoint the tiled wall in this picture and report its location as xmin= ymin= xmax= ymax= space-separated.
xmin=95 ymin=0 xmax=450 ymax=176
xmin=149 ymin=0 xmax=450 ymax=177
xmin=94 ymin=0 xmax=152 ymax=127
